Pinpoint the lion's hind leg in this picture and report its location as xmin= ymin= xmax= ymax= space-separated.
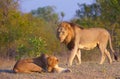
xmin=13 ymin=68 xmax=32 ymax=73
xmin=99 ymin=44 xmax=106 ymax=64
xmin=29 ymin=63 xmax=43 ymax=73
xmin=100 ymin=53 xmax=106 ymax=64
xmin=105 ymin=49 xmax=112 ymax=64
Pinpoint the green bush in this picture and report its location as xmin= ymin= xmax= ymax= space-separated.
xmin=16 ymin=37 xmax=47 ymax=60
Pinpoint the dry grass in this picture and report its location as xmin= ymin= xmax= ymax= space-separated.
xmin=0 ymin=56 xmax=120 ymax=79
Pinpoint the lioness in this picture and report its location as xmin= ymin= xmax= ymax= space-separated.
xmin=57 ymin=21 xmax=118 ymax=66
xmin=13 ymin=54 xmax=71 ymax=73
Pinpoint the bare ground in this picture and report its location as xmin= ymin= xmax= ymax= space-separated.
xmin=0 ymin=57 xmax=120 ymax=79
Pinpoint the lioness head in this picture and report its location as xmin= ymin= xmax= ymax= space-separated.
xmin=57 ymin=22 xmax=74 ymax=44
xmin=47 ymin=55 xmax=59 ymax=72
xmin=47 ymin=55 xmax=71 ymax=73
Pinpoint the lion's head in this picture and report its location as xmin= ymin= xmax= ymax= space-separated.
xmin=47 ymin=55 xmax=71 ymax=73
xmin=47 ymin=55 xmax=59 ymax=72
xmin=57 ymin=21 xmax=75 ymax=44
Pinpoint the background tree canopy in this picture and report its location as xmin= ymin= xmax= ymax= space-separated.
xmin=0 ymin=0 xmax=120 ymax=60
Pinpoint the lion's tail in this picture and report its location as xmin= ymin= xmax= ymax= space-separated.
xmin=108 ymin=35 xmax=118 ymax=61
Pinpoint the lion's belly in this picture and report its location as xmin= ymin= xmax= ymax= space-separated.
xmin=78 ymin=43 xmax=97 ymax=50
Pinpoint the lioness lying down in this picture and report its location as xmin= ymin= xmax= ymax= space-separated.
xmin=13 ymin=54 xmax=71 ymax=73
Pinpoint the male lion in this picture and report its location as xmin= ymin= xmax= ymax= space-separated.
xmin=13 ymin=54 xmax=71 ymax=73
xmin=57 ymin=21 xmax=118 ymax=66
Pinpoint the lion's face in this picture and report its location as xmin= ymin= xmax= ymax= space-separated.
xmin=57 ymin=23 xmax=69 ymax=43
xmin=47 ymin=55 xmax=59 ymax=72
xmin=47 ymin=56 xmax=58 ymax=68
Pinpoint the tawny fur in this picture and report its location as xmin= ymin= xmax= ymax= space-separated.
xmin=13 ymin=54 xmax=71 ymax=73
xmin=57 ymin=21 xmax=118 ymax=66
xmin=13 ymin=54 xmax=48 ymax=73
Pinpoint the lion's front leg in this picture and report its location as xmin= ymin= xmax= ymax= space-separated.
xmin=53 ymin=65 xmax=71 ymax=73
xmin=68 ymin=47 xmax=78 ymax=66
xmin=76 ymin=49 xmax=81 ymax=65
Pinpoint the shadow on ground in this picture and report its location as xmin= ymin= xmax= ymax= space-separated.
xmin=0 ymin=69 xmax=14 ymax=73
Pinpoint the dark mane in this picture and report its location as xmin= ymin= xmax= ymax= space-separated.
xmin=67 ymin=38 xmax=75 ymax=50
xmin=63 ymin=21 xmax=84 ymax=29
xmin=63 ymin=21 xmax=83 ymax=50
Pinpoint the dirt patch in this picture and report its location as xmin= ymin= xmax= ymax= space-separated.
xmin=0 ymin=57 xmax=120 ymax=79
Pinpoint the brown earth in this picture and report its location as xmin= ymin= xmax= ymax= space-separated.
xmin=0 ymin=56 xmax=120 ymax=79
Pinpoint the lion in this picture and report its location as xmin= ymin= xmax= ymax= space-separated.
xmin=57 ymin=21 xmax=118 ymax=66
xmin=13 ymin=54 xmax=71 ymax=73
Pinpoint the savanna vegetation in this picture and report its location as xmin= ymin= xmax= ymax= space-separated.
xmin=0 ymin=0 xmax=120 ymax=60
xmin=0 ymin=0 xmax=63 ymax=60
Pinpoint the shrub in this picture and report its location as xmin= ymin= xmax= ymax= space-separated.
xmin=16 ymin=37 xmax=47 ymax=60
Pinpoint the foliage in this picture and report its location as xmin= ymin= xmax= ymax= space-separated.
xmin=0 ymin=0 xmax=63 ymax=59
xmin=76 ymin=3 xmax=101 ymax=19
xmin=31 ymin=6 xmax=59 ymax=22
xmin=16 ymin=37 xmax=47 ymax=59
